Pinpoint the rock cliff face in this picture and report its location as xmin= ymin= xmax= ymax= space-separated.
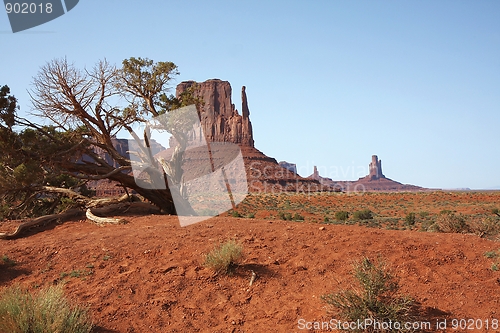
xmin=176 ymin=79 xmax=254 ymax=147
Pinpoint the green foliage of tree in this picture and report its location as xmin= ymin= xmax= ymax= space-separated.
xmin=0 ymin=88 xmax=86 ymax=219
xmin=0 ymin=85 xmax=16 ymax=129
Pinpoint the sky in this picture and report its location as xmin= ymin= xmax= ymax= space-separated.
xmin=1 ymin=0 xmax=499 ymax=190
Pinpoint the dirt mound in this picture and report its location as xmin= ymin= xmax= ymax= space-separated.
xmin=1 ymin=214 xmax=499 ymax=332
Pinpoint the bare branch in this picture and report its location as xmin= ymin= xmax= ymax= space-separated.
xmin=66 ymin=165 xmax=132 ymax=180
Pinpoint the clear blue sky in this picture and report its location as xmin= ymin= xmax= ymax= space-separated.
xmin=2 ymin=1 xmax=499 ymax=189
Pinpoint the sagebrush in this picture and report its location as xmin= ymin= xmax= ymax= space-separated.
xmin=335 ymin=211 xmax=349 ymax=221
xmin=434 ymin=212 xmax=469 ymax=233
xmin=353 ymin=209 xmax=373 ymax=220
xmin=322 ymin=257 xmax=416 ymax=332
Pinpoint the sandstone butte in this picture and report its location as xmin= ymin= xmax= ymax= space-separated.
xmin=309 ymin=154 xmax=425 ymax=192
xmin=90 ymin=79 xmax=425 ymax=196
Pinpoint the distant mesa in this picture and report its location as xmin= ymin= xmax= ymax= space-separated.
xmin=279 ymin=161 xmax=297 ymax=174
xmin=309 ymin=155 xmax=425 ymax=192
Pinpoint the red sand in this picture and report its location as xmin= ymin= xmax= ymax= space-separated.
xmin=1 ymin=213 xmax=500 ymax=332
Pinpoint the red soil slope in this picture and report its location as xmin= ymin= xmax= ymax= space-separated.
xmin=1 ymin=215 xmax=499 ymax=332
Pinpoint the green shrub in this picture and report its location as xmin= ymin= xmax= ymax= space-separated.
xmin=358 ymin=219 xmax=381 ymax=229
xmin=278 ymin=212 xmax=292 ymax=221
xmin=321 ymin=257 xmax=415 ymax=332
xmin=352 ymin=209 xmax=373 ymax=220
xmin=230 ymin=210 xmax=241 ymax=218
xmin=293 ymin=213 xmax=305 ymax=221
xmin=203 ymin=239 xmax=243 ymax=275
xmin=0 ymin=284 xmax=93 ymax=333
xmin=435 ymin=213 xmax=469 ymax=233
xmin=335 ymin=211 xmax=349 ymax=221
xmin=418 ymin=211 xmax=430 ymax=218
xmin=404 ymin=212 xmax=416 ymax=226
xmin=1 ymin=255 xmax=16 ymax=267
xmin=484 ymin=250 xmax=499 ymax=259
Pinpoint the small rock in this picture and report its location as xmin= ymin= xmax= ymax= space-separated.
xmin=319 ymin=226 xmax=325 ymax=230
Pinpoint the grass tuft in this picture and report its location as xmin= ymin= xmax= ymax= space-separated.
xmin=0 ymin=284 xmax=93 ymax=333
xmin=203 ymin=239 xmax=243 ymax=275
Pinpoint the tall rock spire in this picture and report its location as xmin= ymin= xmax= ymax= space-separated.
xmin=369 ymin=155 xmax=384 ymax=180
xmin=241 ymin=86 xmax=254 ymax=146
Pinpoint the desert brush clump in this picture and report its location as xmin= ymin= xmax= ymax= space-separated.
xmin=230 ymin=210 xmax=242 ymax=218
xmin=203 ymin=239 xmax=243 ymax=275
xmin=322 ymin=257 xmax=416 ymax=332
xmin=335 ymin=211 xmax=349 ymax=222
xmin=467 ymin=216 xmax=500 ymax=238
xmin=278 ymin=211 xmax=304 ymax=221
xmin=404 ymin=212 xmax=416 ymax=227
xmin=483 ymin=249 xmax=500 ymax=271
xmin=484 ymin=249 xmax=499 ymax=259
xmin=278 ymin=211 xmax=292 ymax=221
xmin=353 ymin=209 xmax=374 ymax=220
xmin=434 ymin=212 xmax=469 ymax=233
xmin=0 ymin=284 xmax=93 ymax=333
xmin=293 ymin=212 xmax=305 ymax=221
